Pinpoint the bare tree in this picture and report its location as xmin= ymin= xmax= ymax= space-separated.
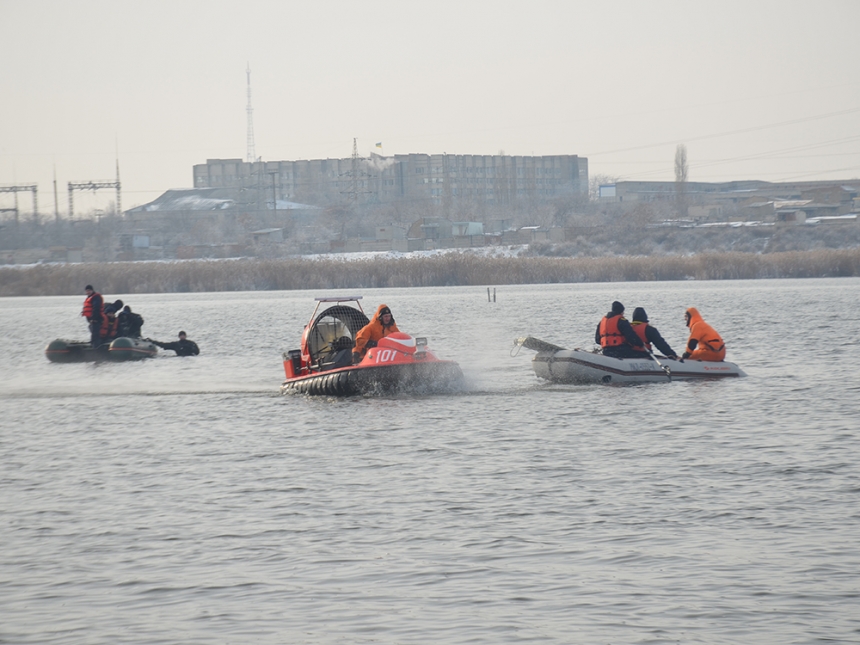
xmin=674 ymin=144 xmax=689 ymax=218
xmin=589 ymin=174 xmax=620 ymax=201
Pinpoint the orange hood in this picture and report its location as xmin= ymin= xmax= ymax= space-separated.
xmin=686 ymin=307 xmax=704 ymax=327
xmin=373 ymin=303 xmax=394 ymax=325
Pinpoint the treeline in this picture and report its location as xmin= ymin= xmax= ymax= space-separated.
xmin=2 ymin=249 xmax=860 ymax=297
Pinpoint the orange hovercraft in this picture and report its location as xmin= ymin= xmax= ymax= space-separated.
xmin=280 ymin=296 xmax=464 ymax=396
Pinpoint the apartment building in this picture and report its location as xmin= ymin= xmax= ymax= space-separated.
xmin=193 ymin=153 xmax=588 ymax=208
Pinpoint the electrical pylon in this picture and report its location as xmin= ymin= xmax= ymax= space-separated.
xmin=0 ymin=184 xmax=38 ymax=224
xmin=67 ymin=160 xmax=120 ymax=218
xmin=343 ymin=138 xmax=371 ymax=203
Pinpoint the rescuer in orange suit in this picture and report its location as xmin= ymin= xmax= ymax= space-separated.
xmin=353 ymin=304 xmax=400 ymax=363
xmin=682 ymin=307 xmax=726 ymax=362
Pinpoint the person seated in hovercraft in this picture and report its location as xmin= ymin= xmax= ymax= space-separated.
xmin=353 ymin=304 xmax=400 ymax=364
xmin=681 ymin=307 xmax=725 ymax=362
xmin=595 ymin=300 xmax=648 ymax=359
xmin=629 ymin=307 xmax=679 ymax=360
xmin=150 ymin=331 xmax=200 ymax=356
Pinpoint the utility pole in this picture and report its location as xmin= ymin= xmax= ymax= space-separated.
xmin=350 ymin=138 xmax=360 ymax=204
xmin=246 ymin=63 xmax=256 ymax=163
xmin=269 ymin=170 xmax=278 ymax=215
xmin=674 ymin=144 xmax=689 ymax=218
xmin=53 ymin=166 xmax=59 ymax=222
xmin=115 ymin=158 xmax=122 ymax=215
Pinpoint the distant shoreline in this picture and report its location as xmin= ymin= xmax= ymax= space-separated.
xmin=2 ymin=248 xmax=859 ymax=297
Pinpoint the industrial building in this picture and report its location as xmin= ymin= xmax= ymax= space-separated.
xmin=598 ymin=179 xmax=860 ymax=223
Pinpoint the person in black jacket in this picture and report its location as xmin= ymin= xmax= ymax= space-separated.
xmin=595 ymin=301 xmax=646 ymax=358
xmin=152 ymin=331 xmax=199 ymax=356
xmin=630 ymin=307 xmax=678 ymax=359
xmin=117 ymin=306 xmax=144 ymax=338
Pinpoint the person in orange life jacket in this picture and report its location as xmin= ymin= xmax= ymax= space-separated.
xmin=353 ymin=304 xmax=400 ymax=364
xmin=630 ymin=307 xmax=679 ymax=359
xmin=101 ymin=299 xmax=123 ymax=341
xmin=595 ymin=301 xmax=646 ymax=358
xmin=682 ymin=307 xmax=726 ymax=362
xmin=81 ymin=285 xmax=105 ymax=347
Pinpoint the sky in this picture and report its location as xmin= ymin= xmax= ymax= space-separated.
xmin=1 ymin=0 xmax=859 ymax=214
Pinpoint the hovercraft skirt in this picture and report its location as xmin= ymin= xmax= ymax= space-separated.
xmin=282 ymin=361 xmax=463 ymax=396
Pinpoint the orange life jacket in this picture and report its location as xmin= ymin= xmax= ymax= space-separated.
xmin=598 ymin=315 xmax=625 ymax=347
xmin=103 ymin=314 xmax=119 ymax=339
xmin=630 ymin=322 xmax=652 ymax=351
xmin=82 ymin=292 xmax=103 ymax=320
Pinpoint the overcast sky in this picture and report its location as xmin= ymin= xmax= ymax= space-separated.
xmin=1 ymin=0 xmax=859 ymax=214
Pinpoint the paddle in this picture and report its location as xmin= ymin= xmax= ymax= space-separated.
xmin=513 ymin=336 xmax=567 ymax=354
xmin=647 ymin=349 xmax=672 ymax=381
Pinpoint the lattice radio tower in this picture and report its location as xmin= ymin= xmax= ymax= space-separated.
xmin=342 ymin=138 xmax=371 ymax=203
xmin=246 ymin=63 xmax=257 ymax=163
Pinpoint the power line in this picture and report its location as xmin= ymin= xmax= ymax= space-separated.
xmin=610 ymin=133 xmax=860 ymax=180
xmin=585 ymin=106 xmax=860 ymax=158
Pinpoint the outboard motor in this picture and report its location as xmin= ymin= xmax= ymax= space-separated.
xmin=284 ymin=349 xmax=302 ymax=379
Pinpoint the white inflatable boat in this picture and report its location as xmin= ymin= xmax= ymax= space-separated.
xmin=514 ymin=336 xmax=746 ymax=384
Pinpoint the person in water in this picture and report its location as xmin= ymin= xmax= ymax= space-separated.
xmin=353 ymin=304 xmax=400 ymax=363
xmin=81 ymin=285 xmax=105 ymax=347
xmin=117 ymin=305 xmax=144 ymax=338
xmin=630 ymin=307 xmax=679 ymax=359
xmin=595 ymin=300 xmax=647 ymax=358
xmin=682 ymin=307 xmax=726 ymax=362
xmin=151 ymin=331 xmax=200 ymax=356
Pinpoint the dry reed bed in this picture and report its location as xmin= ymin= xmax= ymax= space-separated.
xmin=2 ymin=249 xmax=860 ymax=297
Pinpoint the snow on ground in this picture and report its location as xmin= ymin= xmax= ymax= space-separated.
xmin=0 ymin=245 xmax=530 ymax=269
xmin=300 ymin=245 xmax=529 ymax=262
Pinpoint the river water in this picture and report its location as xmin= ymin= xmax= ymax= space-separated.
xmin=1 ymin=279 xmax=859 ymax=644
